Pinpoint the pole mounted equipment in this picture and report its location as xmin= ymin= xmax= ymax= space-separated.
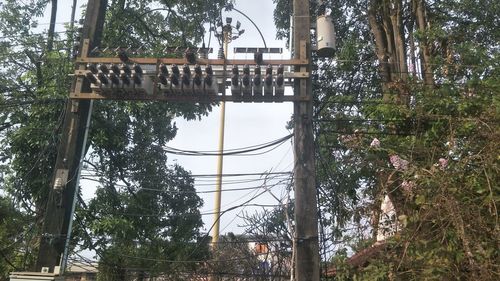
xmin=315 ymin=0 xmax=336 ymax=57
xmin=35 ymin=0 xmax=109 ymax=274
xmin=32 ymin=2 xmax=317 ymax=278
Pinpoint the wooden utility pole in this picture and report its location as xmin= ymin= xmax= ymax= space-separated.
xmin=292 ymin=0 xmax=321 ymax=280
xmin=36 ymin=0 xmax=108 ymax=273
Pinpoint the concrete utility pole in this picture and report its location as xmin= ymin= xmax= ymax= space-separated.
xmin=292 ymin=0 xmax=321 ymax=280
xmin=209 ymin=25 xmax=230 ymax=281
xmin=36 ymin=0 xmax=108 ymax=273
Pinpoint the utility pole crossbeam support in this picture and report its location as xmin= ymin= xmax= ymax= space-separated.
xmin=70 ymin=58 xmax=308 ymax=103
xmin=30 ymin=0 xmax=317 ymax=279
xmin=293 ymin=0 xmax=320 ymax=280
xmin=36 ymin=0 xmax=108 ymax=274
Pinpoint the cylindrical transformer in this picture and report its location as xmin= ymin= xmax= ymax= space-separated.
xmin=316 ymin=15 xmax=336 ymax=57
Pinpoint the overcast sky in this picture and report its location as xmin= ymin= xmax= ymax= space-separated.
xmin=170 ymin=0 xmax=294 ymax=235
xmin=47 ymin=0 xmax=294 ymax=236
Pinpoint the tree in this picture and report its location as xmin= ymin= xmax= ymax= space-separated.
xmin=0 ymin=0 xmax=232 ymax=276
xmin=210 ymin=232 xmax=264 ymax=281
xmin=241 ymin=205 xmax=294 ymax=281
xmin=0 ymin=196 xmax=30 ymax=280
xmin=274 ymin=0 xmax=499 ymax=280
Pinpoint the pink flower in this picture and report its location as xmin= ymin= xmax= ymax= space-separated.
xmin=401 ymin=180 xmax=416 ymax=194
xmin=438 ymin=158 xmax=448 ymax=170
xmin=390 ymin=155 xmax=409 ymax=171
xmin=370 ymin=138 xmax=381 ymax=148
xmin=339 ymin=134 xmax=356 ymax=144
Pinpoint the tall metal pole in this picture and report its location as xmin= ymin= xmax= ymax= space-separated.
xmin=36 ymin=0 xmax=108 ymax=273
xmin=292 ymin=0 xmax=320 ymax=280
xmin=211 ymin=35 xmax=228 ymax=247
xmin=210 ymin=25 xmax=230 ymax=281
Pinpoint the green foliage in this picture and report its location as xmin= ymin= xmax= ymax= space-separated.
xmin=0 ymin=1 xmax=72 ymax=273
xmin=291 ymin=0 xmax=500 ymax=280
xmin=0 ymin=196 xmax=21 ymax=279
xmin=0 ymin=0 xmax=231 ymax=277
xmin=0 ymin=196 xmax=38 ymax=280
xmin=211 ymin=233 xmax=263 ymax=280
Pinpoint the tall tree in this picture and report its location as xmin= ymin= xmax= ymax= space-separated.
xmin=0 ymin=0 xmax=231 ymax=276
xmin=274 ymin=0 xmax=499 ymax=279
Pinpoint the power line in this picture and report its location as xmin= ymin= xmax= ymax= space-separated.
xmin=166 ymin=134 xmax=292 ymax=153
xmin=81 ymin=174 xmax=289 ymax=187
xmin=194 ymin=176 xmax=289 ymax=186
xmin=0 ymin=38 xmax=72 ymax=48
xmin=81 ymin=202 xmax=283 ymax=218
xmin=81 ymin=169 xmax=292 ymax=179
xmin=318 ymin=129 xmax=415 ymax=136
xmin=319 ymin=58 xmax=499 ymax=70
xmin=314 ymin=116 xmax=497 ymax=123
xmin=161 ymin=134 xmax=292 ymax=156
xmin=0 ymin=98 xmax=66 ymax=109
xmin=36 ymin=21 xmax=76 ymax=26
xmin=79 ymin=176 xmax=289 ymax=195
xmin=73 ymin=179 xmax=290 ymax=273
xmin=0 ymin=31 xmax=68 ymax=40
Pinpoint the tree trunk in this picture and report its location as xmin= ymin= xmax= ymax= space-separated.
xmin=47 ymin=0 xmax=58 ymax=52
xmin=390 ymin=0 xmax=408 ymax=82
xmin=368 ymin=0 xmax=409 ymax=104
xmin=368 ymin=0 xmax=391 ymax=93
xmin=408 ymin=2 xmax=417 ymax=77
xmin=414 ymin=0 xmax=434 ymax=87
xmin=390 ymin=0 xmax=409 ymax=104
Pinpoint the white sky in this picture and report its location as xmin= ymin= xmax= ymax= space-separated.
xmin=45 ymin=0 xmax=294 ymax=236
xmin=171 ymin=0 xmax=294 ymax=235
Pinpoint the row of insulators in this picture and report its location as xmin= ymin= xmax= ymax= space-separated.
xmin=85 ymin=63 xmax=287 ymax=96
xmin=157 ymin=63 xmax=286 ymax=97
xmin=157 ymin=64 xmax=218 ymax=95
xmin=85 ymin=63 xmax=144 ymax=86
xmin=230 ymin=64 xmax=285 ymax=97
xmin=158 ymin=64 xmax=215 ymax=88
xmin=232 ymin=64 xmax=284 ymax=87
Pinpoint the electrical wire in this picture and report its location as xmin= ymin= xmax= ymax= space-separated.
xmin=71 ymin=183 xmax=296 ymax=276
xmin=319 ymin=129 xmax=415 ymax=136
xmin=67 ymin=252 xmax=293 ymax=278
xmin=0 ymin=98 xmax=66 ymax=109
xmin=314 ymin=116 xmax=497 ymax=123
xmin=172 ymin=134 xmax=292 ymax=154
xmin=35 ymin=21 xmax=76 ymax=26
xmin=322 ymin=58 xmax=498 ymax=70
xmin=79 ymin=176 xmax=288 ymax=195
xmin=80 ymin=174 xmax=290 ymax=188
xmin=81 ymin=169 xmax=292 ymax=179
xmin=71 ymin=176 xmax=291 ymax=275
xmin=0 ymin=38 xmax=72 ymax=49
xmin=74 ymin=140 xmax=296 ymax=265
xmin=0 ymin=31 xmax=68 ymax=40
xmin=80 ymin=235 xmax=292 ymax=245
xmin=161 ymin=134 xmax=292 ymax=156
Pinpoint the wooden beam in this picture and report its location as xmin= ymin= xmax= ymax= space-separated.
xmin=69 ymin=92 xmax=310 ymax=103
xmin=76 ymin=57 xmax=308 ymax=66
